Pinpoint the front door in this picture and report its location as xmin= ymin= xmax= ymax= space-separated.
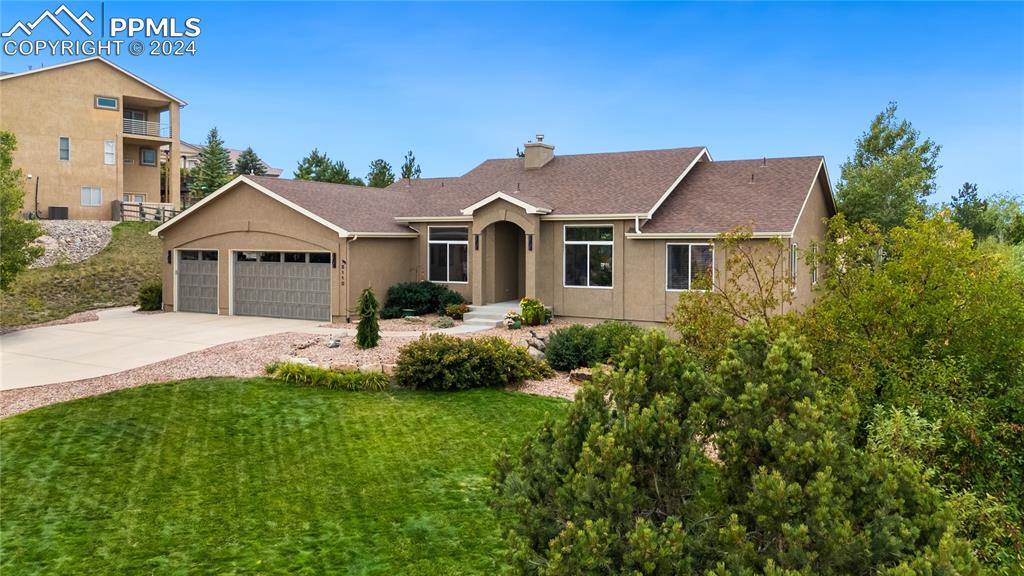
xmin=489 ymin=221 xmax=526 ymax=303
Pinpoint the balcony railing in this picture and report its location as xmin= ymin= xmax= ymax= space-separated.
xmin=123 ymin=118 xmax=171 ymax=138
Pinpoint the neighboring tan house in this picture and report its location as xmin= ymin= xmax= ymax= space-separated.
xmin=151 ymin=137 xmax=834 ymax=323
xmin=175 ymin=141 xmax=283 ymax=176
xmin=0 ymin=57 xmax=185 ymax=220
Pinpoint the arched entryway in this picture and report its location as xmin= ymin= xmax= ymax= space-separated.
xmin=483 ymin=220 xmax=526 ymax=304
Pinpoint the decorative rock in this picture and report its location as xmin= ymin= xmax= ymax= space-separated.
xmin=359 ymin=363 xmax=384 ymax=373
xmin=330 ymin=362 xmax=359 ymax=372
xmin=569 ymin=367 xmax=593 ymax=383
xmin=527 ymin=346 xmax=545 ymax=361
xmin=30 ymin=220 xmax=117 ymax=268
xmin=325 ymin=338 xmax=341 ymax=348
xmin=514 ymin=338 xmax=530 ymax=349
xmin=382 ymin=364 xmax=398 ymax=376
xmin=282 ymin=355 xmax=316 ymax=367
xmin=528 ymin=337 xmax=546 ymax=351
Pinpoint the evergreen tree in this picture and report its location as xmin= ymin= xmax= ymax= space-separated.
xmin=355 ymin=287 xmax=380 ymax=349
xmin=399 ymin=150 xmax=421 ymax=180
xmin=295 ymin=149 xmax=363 ymax=185
xmin=836 ymin=102 xmax=941 ymax=231
xmin=193 ymin=127 xmax=233 ymax=197
xmin=950 ymin=182 xmax=994 ymax=240
xmin=233 ymin=146 xmax=267 ymax=176
xmin=366 ymin=159 xmax=396 ymax=188
xmin=0 ymin=131 xmax=43 ymax=290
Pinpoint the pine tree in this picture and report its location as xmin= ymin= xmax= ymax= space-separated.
xmin=295 ymin=149 xmax=363 ymax=185
xmin=193 ymin=127 xmax=233 ymax=197
xmin=366 ymin=159 xmax=395 ymax=188
xmin=355 ymin=287 xmax=380 ymax=349
xmin=0 ymin=130 xmax=43 ymax=289
xmin=233 ymin=146 xmax=267 ymax=176
xmin=950 ymin=182 xmax=994 ymax=240
xmin=399 ymin=150 xmax=421 ymax=180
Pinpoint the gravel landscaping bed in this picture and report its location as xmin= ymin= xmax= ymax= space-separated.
xmin=1 ymin=330 xmax=578 ymax=417
xmin=0 ymin=309 xmax=101 ymax=335
xmin=321 ymin=313 xmax=461 ymax=332
xmin=30 ymin=220 xmax=118 ymax=268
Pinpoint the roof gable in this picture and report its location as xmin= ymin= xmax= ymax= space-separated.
xmin=0 ymin=56 xmax=186 ymax=105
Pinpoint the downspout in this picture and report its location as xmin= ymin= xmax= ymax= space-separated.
xmin=635 ymin=215 xmax=641 ymax=235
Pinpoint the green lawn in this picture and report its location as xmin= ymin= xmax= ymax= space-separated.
xmin=0 ymin=222 xmax=161 ymax=328
xmin=0 ymin=379 xmax=566 ymax=575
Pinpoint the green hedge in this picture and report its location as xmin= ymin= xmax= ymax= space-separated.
xmin=395 ymin=334 xmax=553 ymax=390
xmin=546 ymin=321 xmax=646 ymax=371
xmin=265 ymin=362 xmax=389 ymax=391
xmin=136 ymin=280 xmax=162 ymax=311
xmin=381 ymin=281 xmax=465 ymax=319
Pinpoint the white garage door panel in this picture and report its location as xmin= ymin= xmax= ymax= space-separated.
xmin=233 ymin=252 xmax=331 ymax=321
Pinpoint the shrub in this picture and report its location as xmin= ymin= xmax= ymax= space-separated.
xmin=394 ymin=334 xmax=553 ymax=391
xmin=137 ymin=280 xmax=162 ymax=311
xmin=431 ymin=316 xmax=455 ymax=329
xmin=591 ymin=320 xmax=644 ymax=362
xmin=355 ymin=287 xmax=380 ymax=349
xmin=545 ymin=324 xmax=599 ymax=371
xmin=380 ymin=306 xmax=403 ymax=320
xmin=519 ymin=297 xmax=546 ymax=326
xmin=383 ymin=281 xmax=465 ymax=316
xmin=266 ymin=362 xmax=389 ymax=391
xmin=444 ymin=303 xmax=469 ymax=320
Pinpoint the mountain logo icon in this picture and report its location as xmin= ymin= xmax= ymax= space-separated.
xmin=2 ymin=4 xmax=95 ymax=38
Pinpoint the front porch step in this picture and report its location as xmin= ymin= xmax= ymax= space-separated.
xmin=462 ymin=300 xmax=519 ymax=327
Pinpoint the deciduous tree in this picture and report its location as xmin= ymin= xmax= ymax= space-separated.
xmin=835 ymin=102 xmax=941 ymax=231
xmin=0 ymin=131 xmax=43 ymax=290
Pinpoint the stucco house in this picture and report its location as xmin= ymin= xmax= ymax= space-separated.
xmin=151 ymin=137 xmax=835 ymax=323
xmin=0 ymin=57 xmax=184 ymax=219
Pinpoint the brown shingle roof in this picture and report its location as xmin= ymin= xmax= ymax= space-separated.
xmin=641 ymin=156 xmax=826 ymax=235
xmin=248 ymin=176 xmax=415 ymax=235
xmin=388 ymin=147 xmax=707 ymax=218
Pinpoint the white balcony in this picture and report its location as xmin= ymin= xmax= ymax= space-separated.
xmin=123 ymin=118 xmax=171 ymax=138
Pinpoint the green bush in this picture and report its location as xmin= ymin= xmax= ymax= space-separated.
xmin=431 ymin=316 xmax=455 ymax=329
xmin=395 ymin=334 xmax=553 ymax=391
xmin=545 ymin=324 xmax=599 ymax=371
xmin=444 ymin=303 xmax=469 ymax=320
xmin=592 ymin=320 xmax=644 ymax=362
xmin=383 ymin=281 xmax=465 ymax=317
xmin=136 ymin=280 xmax=162 ymax=311
xmin=519 ymin=297 xmax=546 ymax=326
xmin=266 ymin=362 xmax=389 ymax=392
xmin=355 ymin=287 xmax=380 ymax=349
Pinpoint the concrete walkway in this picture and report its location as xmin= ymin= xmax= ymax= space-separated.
xmin=0 ymin=308 xmax=321 ymax=390
xmin=1 ymin=308 xmax=499 ymax=390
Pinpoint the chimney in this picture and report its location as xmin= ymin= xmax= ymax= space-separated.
xmin=523 ymin=134 xmax=554 ymax=169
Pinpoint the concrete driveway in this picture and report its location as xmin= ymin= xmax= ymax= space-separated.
xmin=1 ymin=308 xmax=321 ymax=390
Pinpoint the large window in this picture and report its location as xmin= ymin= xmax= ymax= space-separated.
xmin=80 ymin=187 xmax=102 ymax=206
xmin=59 ymin=136 xmax=70 ymax=161
xmin=104 ymin=140 xmax=116 ymax=165
xmin=564 ymin=225 xmax=613 ymax=288
xmin=666 ymin=243 xmax=714 ymax=291
xmin=428 ymin=227 xmax=468 ymax=283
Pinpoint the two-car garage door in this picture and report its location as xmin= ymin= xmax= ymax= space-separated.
xmin=177 ymin=250 xmax=332 ymax=321
xmin=232 ymin=251 xmax=332 ymax=321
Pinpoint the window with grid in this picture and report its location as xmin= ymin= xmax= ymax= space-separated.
xmin=428 ymin=227 xmax=469 ymax=283
xmin=564 ymin=226 xmax=613 ymax=288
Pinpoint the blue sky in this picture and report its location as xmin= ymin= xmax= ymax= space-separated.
xmin=2 ymin=1 xmax=1022 ymax=201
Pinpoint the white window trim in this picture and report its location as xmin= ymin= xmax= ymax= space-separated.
xmin=95 ymin=95 xmax=119 ymax=110
xmin=58 ymin=136 xmax=70 ymax=161
xmin=811 ymin=245 xmax=818 ymax=286
xmin=563 ymin=224 xmax=614 ymax=290
xmin=80 ymin=186 xmax=102 ymax=207
xmin=104 ymin=140 xmax=116 ymax=165
xmin=427 ymin=225 xmax=469 ymax=284
xmin=790 ymin=242 xmax=799 ymax=285
xmin=666 ymin=243 xmax=715 ymax=292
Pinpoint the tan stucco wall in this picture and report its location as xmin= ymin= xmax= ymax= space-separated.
xmin=346 ymin=238 xmax=418 ymax=315
xmin=157 ymin=183 xmax=346 ymax=320
xmin=122 ymin=143 xmax=161 ymax=201
xmin=790 ymin=173 xmax=832 ymax=310
xmin=0 ymin=59 xmax=181 ymax=219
